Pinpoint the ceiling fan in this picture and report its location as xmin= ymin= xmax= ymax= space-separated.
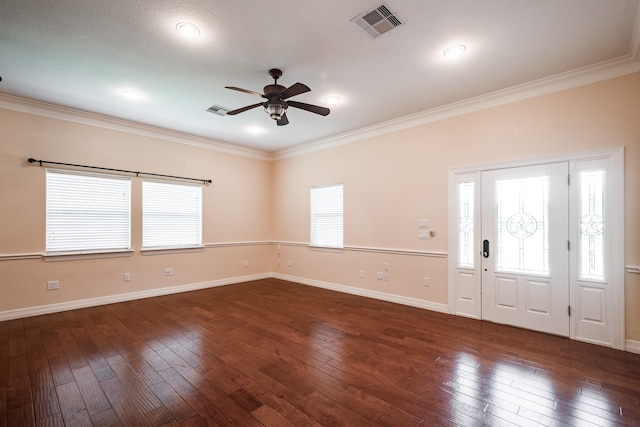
xmin=225 ymin=69 xmax=330 ymax=126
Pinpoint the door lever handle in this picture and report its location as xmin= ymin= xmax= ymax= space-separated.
xmin=483 ymin=240 xmax=490 ymax=258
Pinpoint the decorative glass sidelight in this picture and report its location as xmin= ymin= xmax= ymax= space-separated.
xmin=580 ymin=170 xmax=605 ymax=281
xmin=495 ymin=176 xmax=549 ymax=275
xmin=458 ymin=181 xmax=475 ymax=268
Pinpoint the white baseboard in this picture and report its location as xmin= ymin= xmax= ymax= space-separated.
xmin=626 ymin=339 xmax=640 ymax=354
xmin=0 ymin=273 xmax=270 ymax=322
xmin=272 ymin=273 xmax=449 ymax=314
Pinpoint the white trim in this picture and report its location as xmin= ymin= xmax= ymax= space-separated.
xmin=0 ymin=241 xmax=272 ymax=262
xmin=626 ymin=265 xmax=640 ymax=274
xmin=450 ymin=147 xmax=624 ymax=175
xmin=44 ymin=250 xmax=134 ymax=262
xmin=275 ymin=241 xmax=447 ymax=258
xmin=343 ymin=245 xmax=447 ymax=258
xmin=626 ymin=340 xmax=640 ymax=354
xmin=0 ymin=253 xmax=43 ymax=261
xmin=0 ymin=273 xmax=270 ymax=322
xmin=140 ymin=247 xmax=204 ymax=256
xmin=273 ymin=273 xmax=449 ymax=314
xmin=0 ymin=93 xmax=271 ymax=160
xmin=611 ymin=147 xmax=626 ymax=349
xmin=204 ymin=241 xmax=272 ymax=248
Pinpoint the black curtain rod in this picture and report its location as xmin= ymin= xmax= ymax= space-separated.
xmin=28 ymin=158 xmax=212 ymax=184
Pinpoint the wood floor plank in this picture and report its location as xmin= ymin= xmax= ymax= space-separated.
xmin=7 ymin=374 xmax=35 ymax=426
xmin=1 ymin=278 xmax=640 ymax=426
xmin=149 ymin=380 xmax=197 ymax=423
xmin=28 ymin=358 xmax=61 ymax=422
xmin=251 ymin=405 xmax=298 ymax=427
xmin=99 ymin=376 xmax=152 ymax=427
xmin=72 ymin=365 xmax=111 ymax=416
xmin=55 ymin=381 xmax=92 ymax=426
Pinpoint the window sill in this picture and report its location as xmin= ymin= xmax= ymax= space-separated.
xmin=308 ymin=245 xmax=344 ymax=253
xmin=44 ymin=250 xmax=133 ymax=262
xmin=141 ymin=246 xmax=204 ymax=256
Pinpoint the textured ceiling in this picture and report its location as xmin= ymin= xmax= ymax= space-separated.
xmin=1 ymin=0 xmax=639 ymax=154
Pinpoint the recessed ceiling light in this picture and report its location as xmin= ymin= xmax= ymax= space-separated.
xmin=176 ymin=22 xmax=200 ymax=38
xmin=246 ymin=125 xmax=266 ymax=135
xmin=120 ymin=89 xmax=141 ymax=100
xmin=444 ymin=45 xmax=466 ymax=58
xmin=324 ymin=95 xmax=341 ymax=105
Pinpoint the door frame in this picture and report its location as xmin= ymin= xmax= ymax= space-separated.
xmin=447 ymin=147 xmax=625 ymax=350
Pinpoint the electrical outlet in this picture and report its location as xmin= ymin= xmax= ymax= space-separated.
xmin=424 ymin=277 xmax=430 ymax=286
xmin=384 ymin=263 xmax=389 ymax=271
xmin=242 ymin=260 xmax=249 ymax=267
xmin=359 ymin=270 xmax=365 ymax=278
xmin=165 ymin=268 xmax=173 ymax=276
xmin=418 ymin=231 xmax=431 ymax=240
xmin=383 ymin=272 xmax=390 ymax=281
xmin=419 ymin=219 xmax=429 ymax=228
xmin=287 ymin=260 xmax=292 ymax=267
xmin=47 ymin=280 xmax=59 ymax=290
xmin=377 ymin=272 xmax=383 ymax=280
xmin=123 ymin=273 xmax=130 ymax=282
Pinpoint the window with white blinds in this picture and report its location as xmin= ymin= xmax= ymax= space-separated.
xmin=310 ymin=184 xmax=343 ymax=248
xmin=142 ymin=180 xmax=202 ymax=249
xmin=46 ymin=169 xmax=131 ymax=254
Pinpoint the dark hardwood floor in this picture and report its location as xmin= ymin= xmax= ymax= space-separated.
xmin=1 ymin=278 xmax=639 ymax=426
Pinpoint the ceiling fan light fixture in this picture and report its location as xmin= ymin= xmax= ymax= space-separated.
xmin=265 ymin=102 xmax=286 ymax=120
xmin=176 ymin=22 xmax=200 ymax=38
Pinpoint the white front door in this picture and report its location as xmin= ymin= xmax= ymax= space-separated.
xmin=481 ymin=163 xmax=569 ymax=336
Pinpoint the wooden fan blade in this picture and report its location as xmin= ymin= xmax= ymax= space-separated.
xmin=227 ymin=102 xmax=264 ymax=115
xmin=287 ymin=100 xmax=330 ymax=116
xmin=280 ymin=83 xmax=310 ymax=100
xmin=277 ymin=112 xmax=289 ymax=126
xmin=225 ymin=86 xmax=264 ymax=98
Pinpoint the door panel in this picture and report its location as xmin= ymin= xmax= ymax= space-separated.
xmin=481 ymin=163 xmax=569 ymax=336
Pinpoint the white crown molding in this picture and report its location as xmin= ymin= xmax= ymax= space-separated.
xmin=0 ymin=93 xmax=271 ymax=161
xmin=273 ymin=54 xmax=640 ymax=160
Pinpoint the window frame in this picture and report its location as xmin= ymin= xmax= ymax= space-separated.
xmin=142 ymin=179 xmax=203 ymax=251
xmin=310 ymin=183 xmax=344 ymax=249
xmin=45 ymin=168 xmax=131 ymax=256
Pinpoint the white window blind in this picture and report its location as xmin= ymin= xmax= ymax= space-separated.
xmin=46 ymin=169 xmax=131 ymax=254
xmin=310 ymin=184 xmax=343 ymax=248
xmin=143 ymin=180 xmax=202 ymax=249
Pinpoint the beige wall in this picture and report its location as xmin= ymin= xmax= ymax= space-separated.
xmin=1 ymin=72 xmax=638 ymax=343
xmin=0 ymin=109 xmax=272 ymax=314
xmin=271 ymin=73 xmax=640 ymax=341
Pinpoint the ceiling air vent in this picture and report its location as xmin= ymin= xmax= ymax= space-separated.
xmin=350 ymin=2 xmax=404 ymax=39
xmin=206 ymin=105 xmax=231 ymax=116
